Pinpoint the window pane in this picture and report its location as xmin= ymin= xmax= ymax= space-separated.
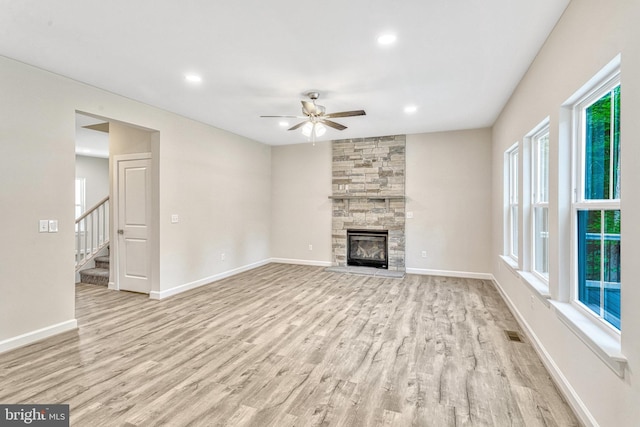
xmin=584 ymin=91 xmax=611 ymax=200
xmin=533 ymin=207 xmax=549 ymax=277
xmin=578 ymin=209 xmax=621 ymax=330
xmin=511 ymin=206 xmax=518 ymax=258
xmin=537 ymin=133 xmax=549 ymax=203
xmin=612 ymin=86 xmax=621 ymax=199
xmin=604 ymin=210 xmax=621 ymax=328
xmin=512 ymin=151 xmax=518 ymax=201
xmin=578 ymin=210 xmax=601 ymax=314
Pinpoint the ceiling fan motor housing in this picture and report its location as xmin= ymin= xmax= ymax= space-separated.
xmin=306 ymin=91 xmax=320 ymax=101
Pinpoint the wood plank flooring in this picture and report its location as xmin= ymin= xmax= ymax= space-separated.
xmin=0 ymin=264 xmax=579 ymax=426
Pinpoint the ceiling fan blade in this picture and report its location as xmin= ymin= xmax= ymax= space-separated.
xmin=301 ymin=100 xmax=317 ymax=116
xmin=320 ymin=119 xmax=347 ymax=131
xmin=324 ymin=110 xmax=366 ymax=118
xmin=260 ymin=115 xmax=304 ymax=118
xmin=288 ymin=121 xmax=308 ymax=131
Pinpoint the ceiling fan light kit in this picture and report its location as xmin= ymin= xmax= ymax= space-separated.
xmin=301 ymin=122 xmax=313 ymax=137
xmin=261 ymin=92 xmax=365 ymax=142
xmin=301 ymin=122 xmax=326 ymax=138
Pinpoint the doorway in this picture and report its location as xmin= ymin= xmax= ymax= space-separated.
xmin=75 ymin=112 xmax=159 ymax=296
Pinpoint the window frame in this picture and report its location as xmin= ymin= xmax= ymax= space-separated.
xmin=531 ymin=123 xmax=550 ymax=283
xmin=571 ymin=71 xmax=621 ymax=333
xmin=505 ymin=143 xmax=519 ymax=262
xmin=75 ymin=177 xmax=86 ymax=232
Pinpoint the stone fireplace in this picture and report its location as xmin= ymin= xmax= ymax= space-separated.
xmin=330 ymin=135 xmax=405 ymax=272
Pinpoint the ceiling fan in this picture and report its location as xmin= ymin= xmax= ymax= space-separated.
xmin=261 ymin=92 xmax=366 ymax=140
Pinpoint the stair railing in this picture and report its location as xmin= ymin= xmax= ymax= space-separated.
xmin=75 ymin=196 xmax=110 ymax=271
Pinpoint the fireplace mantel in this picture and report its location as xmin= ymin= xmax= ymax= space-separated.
xmin=329 ymin=194 xmax=404 ymax=211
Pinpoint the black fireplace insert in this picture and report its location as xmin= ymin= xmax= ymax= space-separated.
xmin=347 ymin=229 xmax=388 ymax=269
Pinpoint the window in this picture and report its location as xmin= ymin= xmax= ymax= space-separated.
xmin=532 ymin=126 xmax=549 ymax=280
xmin=506 ymin=144 xmax=519 ymax=261
xmin=75 ymin=178 xmax=86 ymax=231
xmin=573 ymin=77 xmax=620 ymax=330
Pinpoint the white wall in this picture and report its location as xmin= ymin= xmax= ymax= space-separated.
xmin=158 ymin=119 xmax=271 ymax=296
xmin=75 ymin=155 xmax=109 ymax=211
xmin=491 ymin=1 xmax=640 ymax=425
xmin=0 ymin=55 xmax=271 ymax=347
xmin=271 ymin=141 xmax=332 ymax=265
xmin=406 ymin=129 xmax=492 ymax=277
xmin=271 ymin=131 xmax=493 ymax=277
xmin=0 ymin=59 xmax=77 ymax=348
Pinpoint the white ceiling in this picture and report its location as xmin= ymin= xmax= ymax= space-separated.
xmin=1 ymin=0 xmax=569 ymax=146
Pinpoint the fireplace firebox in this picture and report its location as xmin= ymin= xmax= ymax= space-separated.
xmin=347 ymin=229 xmax=388 ymax=269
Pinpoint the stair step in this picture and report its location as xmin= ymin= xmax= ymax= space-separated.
xmin=94 ymin=256 xmax=110 ymax=269
xmin=80 ymin=268 xmax=109 ymax=286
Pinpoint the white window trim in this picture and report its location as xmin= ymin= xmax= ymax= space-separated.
xmin=529 ymin=120 xmax=550 ymax=284
xmin=540 ymin=54 xmax=628 ymax=378
xmin=505 ymin=143 xmax=519 ymax=262
xmin=75 ymin=177 xmax=86 ymax=218
xmin=569 ymin=68 xmax=621 ymax=335
xmin=75 ymin=178 xmax=86 ymax=232
xmin=550 ymin=300 xmax=625 ymax=377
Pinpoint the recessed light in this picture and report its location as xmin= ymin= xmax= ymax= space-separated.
xmin=377 ymin=33 xmax=397 ymax=46
xmin=404 ymin=105 xmax=418 ymax=114
xmin=279 ymin=121 xmax=289 ymax=127
xmin=184 ymin=74 xmax=202 ymax=83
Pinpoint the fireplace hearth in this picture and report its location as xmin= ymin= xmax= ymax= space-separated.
xmin=347 ymin=230 xmax=388 ymax=269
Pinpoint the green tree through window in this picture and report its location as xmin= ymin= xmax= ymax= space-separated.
xmin=578 ymin=84 xmax=620 ymax=329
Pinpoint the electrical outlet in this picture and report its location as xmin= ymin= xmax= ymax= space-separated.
xmin=308 ymin=244 xmax=313 ymax=251
xmin=171 ymin=214 xmax=179 ymax=223
xmin=221 ymin=253 xmax=225 ymax=261
xmin=421 ymin=251 xmax=427 ymax=258
xmin=406 ymin=211 xmax=414 ymax=219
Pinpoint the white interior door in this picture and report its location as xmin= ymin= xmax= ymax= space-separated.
xmin=117 ymin=158 xmax=151 ymax=294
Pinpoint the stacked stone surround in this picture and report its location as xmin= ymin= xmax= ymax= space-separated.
xmin=331 ymin=135 xmax=406 ymax=271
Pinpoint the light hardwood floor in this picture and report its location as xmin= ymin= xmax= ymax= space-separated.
xmin=0 ymin=264 xmax=579 ymax=426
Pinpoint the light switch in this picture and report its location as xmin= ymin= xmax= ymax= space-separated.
xmin=39 ymin=220 xmax=49 ymax=233
xmin=48 ymin=220 xmax=58 ymax=233
xmin=171 ymin=214 xmax=179 ymax=224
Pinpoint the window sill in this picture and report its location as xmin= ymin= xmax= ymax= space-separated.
xmin=499 ymin=255 xmax=519 ymax=272
xmin=498 ymin=255 xmax=626 ymax=377
xmin=517 ymin=271 xmax=551 ymax=307
xmin=549 ymin=301 xmax=627 ymax=377
xmin=499 ymin=255 xmax=550 ymax=307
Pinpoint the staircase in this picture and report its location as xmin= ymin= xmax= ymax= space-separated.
xmin=79 ymin=255 xmax=110 ymax=286
xmin=76 ymin=195 xmax=110 ymax=285
xmin=75 ymin=196 xmax=109 ymax=271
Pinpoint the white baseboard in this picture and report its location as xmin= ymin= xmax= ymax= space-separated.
xmin=406 ymin=268 xmax=493 ymax=280
xmin=0 ymin=319 xmax=78 ymax=354
xmin=491 ymin=275 xmax=598 ymax=427
xmin=149 ymin=259 xmax=271 ymax=300
xmin=270 ymin=258 xmax=332 ymax=267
